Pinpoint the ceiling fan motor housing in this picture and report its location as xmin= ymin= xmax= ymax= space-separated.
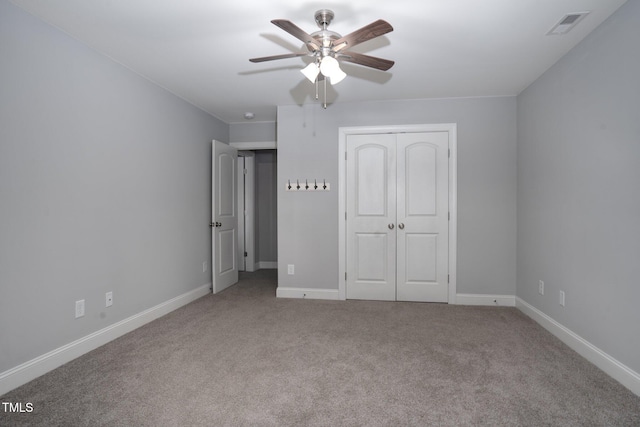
xmin=315 ymin=9 xmax=334 ymax=28
xmin=312 ymin=9 xmax=341 ymax=57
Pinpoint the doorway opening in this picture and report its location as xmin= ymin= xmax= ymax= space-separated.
xmin=237 ymin=149 xmax=278 ymax=272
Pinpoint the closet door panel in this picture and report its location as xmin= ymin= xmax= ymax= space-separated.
xmin=396 ymin=132 xmax=449 ymax=302
xmin=346 ymin=134 xmax=396 ymax=301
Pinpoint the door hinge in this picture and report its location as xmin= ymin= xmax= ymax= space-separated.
xmin=448 ymin=212 xmax=450 ymax=221
xmin=244 ymin=252 xmax=248 ymax=257
xmin=448 ymin=148 xmax=451 ymax=158
xmin=448 ymin=274 xmax=450 ymax=283
xmin=345 ymin=272 xmax=347 ymax=281
xmin=243 ymin=168 xmax=248 ymax=175
xmin=345 ymin=152 xmax=347 ymax=160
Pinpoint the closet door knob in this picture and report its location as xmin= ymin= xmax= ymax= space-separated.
xmin=398 ymin=223 xmax=405 ymax=230
xmin=388 ymin=223 xmax=395 ymax=230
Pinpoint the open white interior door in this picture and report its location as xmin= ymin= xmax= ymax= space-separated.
xmin=212 ymin=140 xmax=238 ymax=293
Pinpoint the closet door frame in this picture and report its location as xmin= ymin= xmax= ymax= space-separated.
xmin=338 ymin=123 xmax=458 ymax=303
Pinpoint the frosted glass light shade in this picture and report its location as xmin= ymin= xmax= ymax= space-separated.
xmin=329 ymin=67 xmax=346 ymax=84
xmin=301 ymin=62 xmax=320 ymax=83
xmin=319 ymin=56 xmax=346 ymax=84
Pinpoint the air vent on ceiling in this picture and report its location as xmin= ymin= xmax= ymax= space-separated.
xmin=547 ymin=11 xmax=590 ymax=35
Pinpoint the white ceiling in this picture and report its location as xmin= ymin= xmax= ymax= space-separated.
xmin=9 ymin=0 xmax=627 ymax=124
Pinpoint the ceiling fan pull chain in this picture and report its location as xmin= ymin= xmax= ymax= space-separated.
xmin=323 ymin=78 xmax=327 ymax=109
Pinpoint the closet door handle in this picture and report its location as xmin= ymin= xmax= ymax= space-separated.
xmin=388 ymin=223 xmax=395 ymax=230
xmin=398 ymin=223 xmax=405 ymax=230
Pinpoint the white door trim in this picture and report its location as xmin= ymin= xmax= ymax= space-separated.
xmin=237 ymin=152 xmax=256 ymax=272
xmin=338 ymin=124 xmax=457 ymax=303
xmin=230 ymin=141 xmax=277 ymax=150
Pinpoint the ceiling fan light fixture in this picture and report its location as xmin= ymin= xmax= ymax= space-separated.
xmin=328 ymin=67 xmax=346 ymax=85
xmin=319 ymin=56 xmax=346 ymax=84
xmin=250 ymin=10 xmax=394 ymax=106
xmin=301 ymin=62 xmax=320 ymax=83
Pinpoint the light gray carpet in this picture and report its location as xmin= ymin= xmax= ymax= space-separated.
xmin=2 ymin=269 xmax=639 ymax=426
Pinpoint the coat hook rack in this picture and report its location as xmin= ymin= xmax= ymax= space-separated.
xmin=285 ymin=179 xmax=330 ymax=191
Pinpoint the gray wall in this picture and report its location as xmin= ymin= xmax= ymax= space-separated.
xmin=255 ymin=151 xmax=278 ymax=264
xmin=0 ymin=1 xmax=228 ymax=373
xmin=229 ymin=122 xmax=276 ymax=143
xmin=517 ymin=0 xmax=640 ymax=373
xmin=277 ymin=97 xmax=517 ymax=294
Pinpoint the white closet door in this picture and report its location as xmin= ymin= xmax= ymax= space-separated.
xmin=396 ymin=132 xmax=449 ymax=302
xmin=345 ymin=131 xmax=450 ymax=302
xmin=346 ymin=134 xmax=397 ymax=300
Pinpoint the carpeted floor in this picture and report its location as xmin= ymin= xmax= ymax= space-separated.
xmin=2 ymin=269 xmax=639 ymax=426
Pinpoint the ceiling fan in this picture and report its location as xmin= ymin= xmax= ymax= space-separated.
xmin=249 ymin=9 xmax=394 ymax=106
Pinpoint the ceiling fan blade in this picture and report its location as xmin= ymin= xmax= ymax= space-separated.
xmin=339 ymin=51 xmax=394 ymax=71
xmin=271 ymin=19 xmax=321 ymax=51
xmin=249 ymin=52 xmax=308 ymax=63
xmin=332 ymin=19 xmax=393 ymax=52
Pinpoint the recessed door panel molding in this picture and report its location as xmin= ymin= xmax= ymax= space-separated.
xmin=218 ymin=153 xmax=235 ymax=217
xmin=404 ymin=233 xmax=437 ymax=283
xmin=405 ymin=142 xmax=437 ymax=217
xmin=355 ymin=143 xmax=390 ymax=217
xmin=218 ymin=229 xmax=236 ymax=275
xmin=355 ymin=233 xmax=389 ymax=282
xmin=340 ymin=125 xmax=455 ymax=303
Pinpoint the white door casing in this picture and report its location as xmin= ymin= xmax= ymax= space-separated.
xmin=237 ymin=156 xmax=246 ymax=272
xmin=339 ymin=124 xmax=457 ymax=303
xmin=236 ymin=152 xmax=257 ymax=273
xmin=212 ymin=140 xmax=238 ymax=293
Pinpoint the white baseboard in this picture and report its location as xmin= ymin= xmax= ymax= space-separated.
xmin=456 ymin=293 xmax=516 ymax=306
xmin=0 ymin=283 xmax=211 ymax=396
xmin=516 ymin=297 xmax=640 ymax=397
xmin=256 ymin=261 xmax=277 ymax=270
xmin=276 ymin=286 xmax=341 ymax=300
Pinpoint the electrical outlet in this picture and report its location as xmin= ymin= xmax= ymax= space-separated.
xmin=538 ymin=280 xmax=544 ymax=295
xmin=75 ymin=299 xmax=85 ymax=318
xmin=287 ymin=264 xmax=295 ymax=275
xmin=559 ymin=290 xmax=565 ymax=307
xmin=202 ymin=261 xmax=208 ymax=272
xmin=106 ymin=292 xmax=113 ymax=307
